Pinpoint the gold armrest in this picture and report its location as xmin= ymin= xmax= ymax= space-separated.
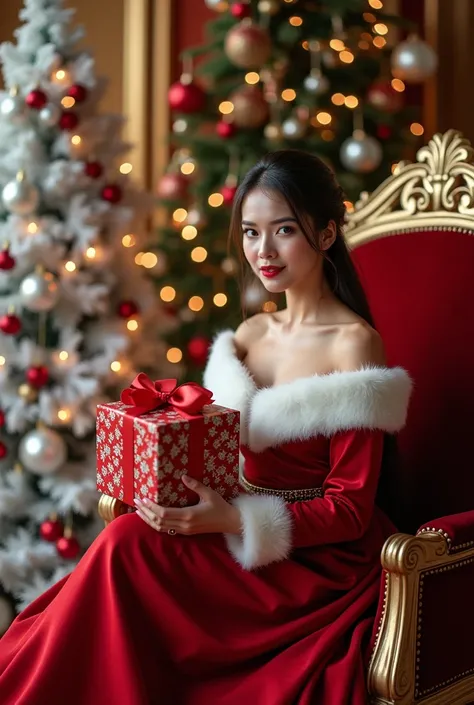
xmin=98 ymin=493 xmax=130 ymax=525
xmin=369 ymin=531 xmax=474 ymax=705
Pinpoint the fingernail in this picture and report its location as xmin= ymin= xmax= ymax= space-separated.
xmin=134 ymin=498 xmax=142 ymax=506
xmin=142 ymin=498 xmax=150 ymax=504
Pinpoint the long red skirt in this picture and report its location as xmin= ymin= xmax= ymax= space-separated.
xmin=0 ymin=512 xmax=386 ymax=704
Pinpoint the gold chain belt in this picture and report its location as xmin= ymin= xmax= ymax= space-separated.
xmin=240 ymin=474 xmax=323 ymax=502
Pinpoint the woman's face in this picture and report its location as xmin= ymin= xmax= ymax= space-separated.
xmin=241 ymin=187 xmax=322 ymax=294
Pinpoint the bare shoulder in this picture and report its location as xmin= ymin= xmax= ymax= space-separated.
xmin=333 ymin=321 xmax=386 ymax=371
xmin=234 ymin=313 xmax=269 ymax=359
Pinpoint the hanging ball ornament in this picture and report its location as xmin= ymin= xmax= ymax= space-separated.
xmin=172 ymin=118 xmax=189 ymax=135
xmin=40 ymin=518 xmax=64 ymax=542
xmin=26 ymin=365 xmax=49 ymax=389
xmin=230 ymin=86 xmax=269 ymax=128
xmin=367 ymin=80 xmax=403 ymax=113
xmin=0 ymin=441 xmax=7 ymax=460
xmin=391 ymin=35 xmax=437 ymax=83
xmin=117 ymin=300 xmax=139 ymax=319
xmin=38 ymin=103 xmax=61 ymax=127
xmin=187 ymin=336 xmax=211 ymax=367
xmin=157 ymin=172 xmax=188 ymax=200
xmin=67 ymin=84 xmax=88 ymax=103
xmin=168 ymin=77 xmax=206 ymax=114
xmin=225 ymin=19 xmax=271 ymax=69
xmin=20 ymin=270 xmax=59 ymax=312
xmin=58 ymin=110 xmax=79 ymax=131
xmin=204 ymin=0 xmax=228 ymax=10
xmin=282 ymin=115 xmax=307 ymax=140
xmin=2 ymin=172 xmax=39 ymax=216
xmin=340 ymin=131 xmax=383 ymax=174
xmin=56 ymin=534 xmax=80 ymax=560
xmin=101 ymin=184 xmax=123 ymax=203
xmin=258 ymin=0 xmax=280 ymax=14
xmin=0 ymin=596 xmax=14 ymax=637
xmin=0 ymin=87 xmax=25 ymax=124
xmin=216 ymin=120 xmax=237 ymax=139
xmin=25 ymin=88 xmax=48 ymax=110
xmin=18 ymin=383 xmax=38 ymax=403
xmin=0 ymin=313 xmax=21 ymax=335
xmin=220 ymin=183 xmax=238 ymax=206
xmin=231 ymin=2 xmax=251 ymax=19
xmin=19 ymin=426 xmax=67 ymax=475
xmin=0 ymin=247 xmax=15 ymax=271
xmin=0 ymin=409 xmax=5 ymax=427
xmin=303 ymin=70 xmax=329 ymax=96
xmin=84 ymin=160 xmax=103 ymax=179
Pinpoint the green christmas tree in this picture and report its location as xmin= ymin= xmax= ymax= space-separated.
xmin=153 ymin=0 xmax=436 ymax=379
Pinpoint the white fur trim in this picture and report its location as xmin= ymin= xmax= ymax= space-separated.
xmin=224 ymin=494 xmax=292 ymax=570
xmin=203 ymin=331 xmax=413 ymax=452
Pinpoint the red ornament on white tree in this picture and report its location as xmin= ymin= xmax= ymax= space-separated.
xmin=101 ymin=184 xmax=123 ymax=203
xmin=40 ymin=518 xmax=64 ymax=542
xmin=67 ymin=84 xmax=88 ymax=103
xmin=26 ymin=89 xmax=48 ymax=110
xmin=0 ymin=409 xmax=5 ymax=427
xmin=26 ymin=365 xmax=49 ymax=388
xmin=0 ymin=313 xmax=21 ymax=335
xmin=0 ymin=441 xmax=7 ymax=460
xmin=0 ymin=247 xmax=15 ymax=271
xmin=58 ymin=111 xmax=79 ymax=130
xmin=117 ymin=300 xmax=139 ymax=319
xmin=84 ymin=160 xmax=103 ymax=179
xmin=56 ymin=533 xmax=80 ymax=560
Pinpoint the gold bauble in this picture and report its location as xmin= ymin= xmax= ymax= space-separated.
xmin=258 ymin=0 xmax=280 ymax=15
xmin=264 ymin=122 xmax=284 ymax=141
xmin=225 ymin=19 xmax=271 ymax=69
xmin=18 ymin=383 xmax=38 ymax=403
xmin=230 ymin=86 xmax=269 ymax=128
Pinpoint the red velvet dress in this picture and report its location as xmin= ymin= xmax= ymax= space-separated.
xmin=0 ymin=331 xmax=412 ymax=705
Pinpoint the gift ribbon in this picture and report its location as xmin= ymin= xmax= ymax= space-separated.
xmin=119 ymin=375 xmax=214 ymax=505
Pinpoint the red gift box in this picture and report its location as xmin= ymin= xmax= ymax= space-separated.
xmin=96 ymin=375 xmax=241 ymax=507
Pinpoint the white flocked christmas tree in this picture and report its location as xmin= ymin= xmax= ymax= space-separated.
xmin=0 ymin=0 xmax=167 ymax=631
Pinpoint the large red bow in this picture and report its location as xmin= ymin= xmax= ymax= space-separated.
xmin=120 ymin=374 xmax=214 ymax=419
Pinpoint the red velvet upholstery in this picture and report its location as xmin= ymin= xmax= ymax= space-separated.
xmin=418 ymin=510 xmax=474 ymax=553
xmin=352 ymin=230 xmax=474 ymax=534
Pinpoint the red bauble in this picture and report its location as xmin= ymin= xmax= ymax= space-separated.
xmin=0 ymin=441 xmax=7 ymax=460
xmin=40 ymin=519 xmax=64 ymax=542
xmin=84 ymin=160 xmax=103 ymax=179
xmin=101 ymin=184 xmax=123 ymax=203
xmin=231 ymin=2 xmax=251 ymax=19
xmin=58 ymin=111 xmax=79 ymax=130
xmin=377 ymin=124 xmax=392 ymax=140
xmin=67 ymin=84 xmax=88 ymax=103
xmin=26 ymin=365 xmax=49 ymax=388
xmin=0 ymin=409 xmax=5 ymax=427
xmin=187 ymin=336 xmax=211 ymax=366
xmin=26 ymin=89 xmax=48 ymax=110
xmin=117 ymin=300 xmax=139 ymax=319
xmin=367 ymin=80 xmax=403 ymax=113
xmin=168 ymin=80 xmax=206 ymax=114
xmin=156 ymin=172 xmax=188 ymax=201
xmin=56 ymin=535 xmax=80 ymax=560
xmin=0 ymin=248 xmax=15 ymax=271
xmin=216 ymin=120 xmax=237 ymax=139
xmin=220 ymin=184 xmax=238 ymax=206
xmin=0 ymin=314 xmax=21 ymax=335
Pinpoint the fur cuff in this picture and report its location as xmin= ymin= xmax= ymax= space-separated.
xmin=224 ymin=494 xmax=293 ymax=570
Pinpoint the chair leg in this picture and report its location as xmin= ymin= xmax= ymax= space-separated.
xmin=98 ymin=493 xmax=130 ymax=525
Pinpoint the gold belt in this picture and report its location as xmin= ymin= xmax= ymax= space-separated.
xmin=240 ymin=474 xmax=323 ymax=502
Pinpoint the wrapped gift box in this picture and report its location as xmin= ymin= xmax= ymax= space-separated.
xmin=96 ymin=376 xmax=240 ymax=508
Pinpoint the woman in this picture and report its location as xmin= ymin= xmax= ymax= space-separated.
xmin=0 ymin=151 xmax=412 ymax=704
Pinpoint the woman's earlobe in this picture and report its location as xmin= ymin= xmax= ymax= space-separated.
xmin=319 ymin=223 xmax=337 ymax=251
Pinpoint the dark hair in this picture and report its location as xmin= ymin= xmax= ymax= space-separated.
xmin=229 ymin=150 xmax=374 ymax=326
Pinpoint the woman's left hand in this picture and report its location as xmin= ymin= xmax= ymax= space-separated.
xmin=134 ymin=475 xmax=241 ymax=536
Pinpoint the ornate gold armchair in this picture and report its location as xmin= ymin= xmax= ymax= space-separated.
xmin=346 ymin=129 xmax=474 ymax=704
xmin=99 ymin=130 xmax=474 ymax=704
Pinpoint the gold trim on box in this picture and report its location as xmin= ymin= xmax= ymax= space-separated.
xmin=345 ymin=130 xmax=474 ymax=248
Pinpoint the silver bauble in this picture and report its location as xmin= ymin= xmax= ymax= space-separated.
xmin=0 ymin=596 xmax=14 ymax=636
xmin=282 ymin=116 xmax=307 ymax=140
xmin=242 ymin=280 xmax=268 ymax=312
xmin=38 ymin=103 xmax=61 ymax=127
xmin=303 ymin=71 xmax=329 ymax=95
xmin=340 ymin=132 xmax=383 ymax=174
xmin=0 ymin=93 xmax=25 ymax=124
xmin=19 ymin=426 xmax=67 ymax=475
xmin=2 ymin=174 xmax=40 ymax=216
xmin=204 ymin=0 xmax=228 ymax=10
xmin=20 ymin=270 xmax=59 ymax=312
xmin=172 ymin=118 xmax=189 ymax=134
xmin=391 ymin=35 xmax=437 ymax=83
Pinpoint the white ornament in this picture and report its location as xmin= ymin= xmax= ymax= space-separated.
xmin=172 ymin=118 xmax=189 ymax=134
xmin=20 ymin=270 xmax=59 ymax=312
xmin=186 ymin=206 xmax=207 ymax=228
xmin=391 ymin=35 xmax=437 ymax=83
xmin=0 ymin=90 xmax=25 ymax=124
xmin=303 ymin=70 xmax=329 ymax=96
xmin=38 ymin=103 xmax=61 ymax=127
xmin=282 ymin=116 xmax=306 ymax=140
xmin=19 ymin=426 xmax=67 ymax=475
xmin=2 ymin=173 xmax=39 ymax=216
xmin=204 ymin=0 xmax=228 ymax=10
xmin=340 ymin=132 xmax=383 ymax=174
xmin=0 ymin=597 xmax=14 ymax=636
